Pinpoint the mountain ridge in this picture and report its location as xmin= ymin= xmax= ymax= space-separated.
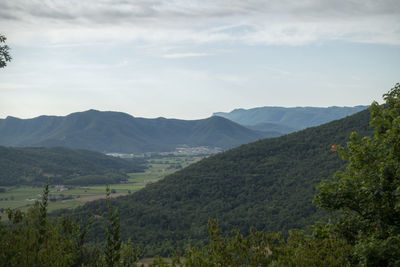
xmin=0 ymin=110 xmax=277 ymax=153
xmin=214 ymin=105 xmax=369 ymax=133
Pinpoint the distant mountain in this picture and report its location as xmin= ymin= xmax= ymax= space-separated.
xmin=0 ymin=110 xmax=277 ymax=153
xmin=244 ymin=122 xmax=297 ymax=134
xmin=214 ymin=105 xmax=369 ymax=134
xmin=68 ymin=108 xmax=373 ymax=256
xmin=0 ymin=146 xmax=145 ymax=186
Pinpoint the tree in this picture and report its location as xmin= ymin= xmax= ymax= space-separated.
xmin=315 ymin=83 xmax=400 ymax=266
xmin=104 ymin=185 xmax=122 ymax=267
xmin=104 ymin=185 xmax=142 ymax=266
xmin=0 ymin=34 xmax=11 ymax=68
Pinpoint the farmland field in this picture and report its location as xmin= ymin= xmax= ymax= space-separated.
xmin=0 ymin=154 xmax=203 ymax=220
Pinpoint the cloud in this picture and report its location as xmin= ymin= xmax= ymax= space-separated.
xmin=264 ymin=67 xmax=292 ymax=76
xmin=162 ymin=52 xmax=213 ymax=58
xmin=1 ymin=0 xmax=399 ymax=46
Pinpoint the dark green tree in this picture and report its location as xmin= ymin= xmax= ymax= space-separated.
xmin=105 ymin=185 xmax=121 ymax=267
xmin=0 ymin=34 xmax=11 ymax=68
xmin=103 ymin=185 xmax=143 ymax=266
xmin=315 ymin=83 xmax=400 ymax=266
xmin=38 ymin=183 xmax=49 ymax=246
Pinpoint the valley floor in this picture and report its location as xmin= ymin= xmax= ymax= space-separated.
xmin=0 ymin=154 xmax=203 ymax=220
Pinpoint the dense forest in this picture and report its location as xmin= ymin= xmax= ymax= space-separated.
xmin=0 ymin=146 xmax=146 ymax=186
xmin=63 ymin=107 xmax=372 ymax=256
xmin=244 ymin=122 xmax=297 ymax=135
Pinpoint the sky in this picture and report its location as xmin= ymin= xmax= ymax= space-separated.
xmin=0 ymin=0 xmax=399 ymax=120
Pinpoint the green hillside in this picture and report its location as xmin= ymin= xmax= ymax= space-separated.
xmin=68 ymin=109 xmax=372 ymax=256
xmin=0 ymin=146 xmax=145 ymax=186
xmin=245 ymin=122 xmax=297 ymax=134
xmin=0 ymin=110 xmax=277 ymax=153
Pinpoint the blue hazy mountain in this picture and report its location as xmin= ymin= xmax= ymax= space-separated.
xmin=214 ymin=105 xmax=369 ymax=134
xmin=244 ymin=122 xmax=297 ymax=134
xmin=0 ymin=110 xmax=278 ymax=153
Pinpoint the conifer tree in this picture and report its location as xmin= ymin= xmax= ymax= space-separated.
xmin=105 ymin=185 xmax=121 ymax=267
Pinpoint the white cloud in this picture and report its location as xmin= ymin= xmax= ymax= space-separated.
xmin=264 ymin=67 xmax=292 ymax=76
xmin=162 ymin=52 xmax=213 ymax=58
xmin=1 ymin=0 xmax=399 ymax=46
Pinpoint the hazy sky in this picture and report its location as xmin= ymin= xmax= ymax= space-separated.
xmin=1 ymin=0 xmax=399 ymax=119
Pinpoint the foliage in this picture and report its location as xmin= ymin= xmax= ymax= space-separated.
xmin=315 ymin=83 xmax=400 ymax=265
xmin=120 ymin=238 xmax=143 ymax=266
xmin=0 ymin=183 xmax=143 ymax=266
xmin=181 ymin=220 xmax=352 ymax=266
xmin=0 ymin=184 xmax=84 ymax=266
xmin=104 ymin=185 xmax=121 ymax=266
xmin=182 ymin=220 xmax=276 ymax=266
xmin=0 ymin=34 xmax=11 ymax=68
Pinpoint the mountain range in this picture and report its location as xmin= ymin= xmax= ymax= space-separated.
xmin=0 ymin=110 xmax=277 ymax=153
xmin=67 ymin=108 xmax=373 ymax=256
xmin=0 ymin=106 xmax=369 ymax=154
xmin=214 ymin=105 xmax=369 ymax=134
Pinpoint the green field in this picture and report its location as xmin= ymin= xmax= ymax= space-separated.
xmin=0 ymin=154 xmax=202 ymax=220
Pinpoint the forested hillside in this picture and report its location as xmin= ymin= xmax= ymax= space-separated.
xmin=68 ymin=109 xmax=373 ymax=256
xmin=0 ymin=110 xmax=277 ymax=153
xmin=245 ymin=122 xmax=297 ymax=134
xmin=0 ymin=146 xmax=145 ymax=186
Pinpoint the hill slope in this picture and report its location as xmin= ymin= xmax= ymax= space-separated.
xmin=214 ymin=105 xmax=368 ymax=133
xmin=69 ymin=109 xmax=372 ymax=256
xmin=0 ymin=110 xmax=276 ymax=153
xmin=0 ymin=146 xmax=145 ymax=186
xmin=245 ymin=122 xmax=297 ymax=134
